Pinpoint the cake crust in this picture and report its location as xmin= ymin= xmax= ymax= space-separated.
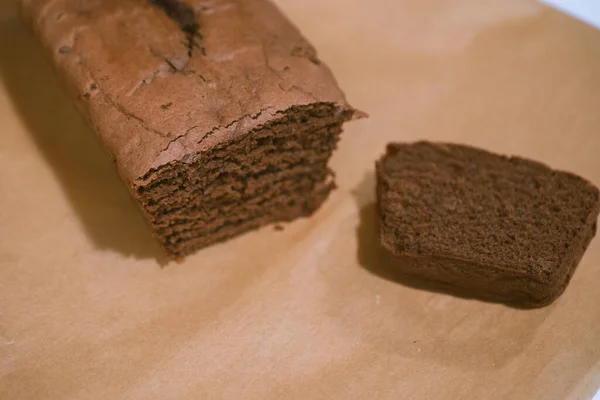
xmin=20 ymin=0 xmax=357 ymax=183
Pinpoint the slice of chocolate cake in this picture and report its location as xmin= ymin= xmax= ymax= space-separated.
xmin=376 ymin=142 xmax=600 ymax=307
xmin=20 ymin=0 xmax=363 ymax=258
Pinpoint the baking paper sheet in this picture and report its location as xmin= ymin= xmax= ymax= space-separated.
xmin=1 ymin=0 xmax=600 ymax=398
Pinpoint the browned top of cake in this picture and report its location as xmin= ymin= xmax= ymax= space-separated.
xmin=376 ymin=141 xmax=600 ymax=280
xmin=20 ymin=0 xmax=358 ymax=184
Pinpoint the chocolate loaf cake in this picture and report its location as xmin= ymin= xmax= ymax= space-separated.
xmin=20 ymin=0 xmax=362 ymax=258
xmin=376 ymin=142 xmax=600 ymax=307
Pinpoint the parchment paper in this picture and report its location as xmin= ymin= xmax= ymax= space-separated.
xmin=1 ymin=1 xmax=600 ymax=399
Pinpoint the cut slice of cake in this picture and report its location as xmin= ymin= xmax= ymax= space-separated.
xmin=376 ymin=141 xmax=600 ymax=307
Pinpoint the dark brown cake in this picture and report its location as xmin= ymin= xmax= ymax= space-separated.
xmin=376 ymin=142 xmax=600 ymax=307
xmin=20 ymin=0 xmax=362 ymax=258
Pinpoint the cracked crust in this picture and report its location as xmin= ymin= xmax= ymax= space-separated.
xmin=20 ymin=0 xmax=359 ymax=186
